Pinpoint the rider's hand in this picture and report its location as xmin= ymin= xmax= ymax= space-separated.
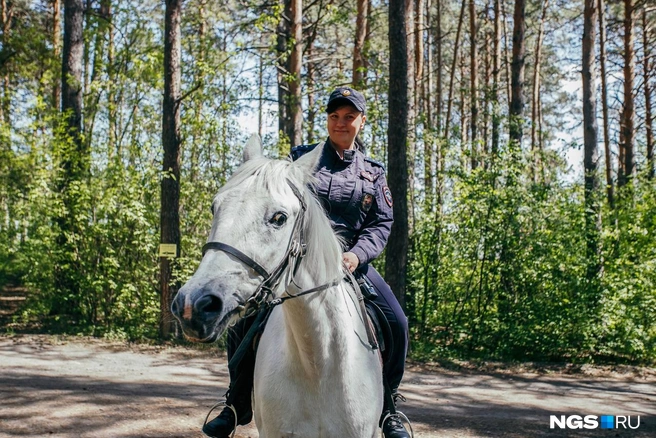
xmin=342 ymin=252 xmax=360 ymax=273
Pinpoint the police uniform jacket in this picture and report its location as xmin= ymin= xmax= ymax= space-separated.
xmin=290 ymin=139 xmax=394 ymax=266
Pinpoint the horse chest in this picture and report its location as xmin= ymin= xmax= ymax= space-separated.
xmin=253 ymin=309 xmax=382 ymax=438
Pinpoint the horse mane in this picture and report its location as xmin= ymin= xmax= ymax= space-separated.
xmin=217 ymin=156 xmax=344 ymax=285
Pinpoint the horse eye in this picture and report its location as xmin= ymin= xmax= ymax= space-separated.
xmin=269 ymin=212 xmax=288 ymax=227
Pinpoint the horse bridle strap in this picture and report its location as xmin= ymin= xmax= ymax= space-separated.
xmin=201 ymin=242 xmax=270 ymax=278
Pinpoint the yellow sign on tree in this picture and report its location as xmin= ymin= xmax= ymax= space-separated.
xmin=159 ymin=244 xmax=177 ymax=258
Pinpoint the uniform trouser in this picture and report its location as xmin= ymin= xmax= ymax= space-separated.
xmin=358 ymin=264 xmax=409 ymax=392
xmin=224 ymin=264 xmax=409 ymax=412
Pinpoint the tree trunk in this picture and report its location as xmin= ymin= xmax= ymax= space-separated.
xmin=416 ymin=0 xmax=425 ymax=102
xmin=597 ymin=0 xmax=614 ymax=207
xmin=276 ymin=0 xmax=292 ymax=152
xmin=531 ymin=0 xmax=548 ymax=182
xmin=190 ymin=0 xmax=207 ymax=184
xmin=436 ymin=0 xmax=443 ymax=134
xmin=469 ymin=0 xmax=478 ymax=169
xmin=386 ymin=0 xmax=410 ymax=307
xmin=444 ymin=0 xmax=467 ymax=139
xmin=509 ymin=0 xmax=526 ymax=146
xmin=482 ymin=20 xmax=490 ymax=161
xmin=0 ymin=0 xmax=12 ymax=123
xmin=53 ymin=0 xmax=62 ymax=111
xmin=435 ymin=0 xmax=444 ymax=209
xmin=406 ymin=0 xmax=416 ymax=234
xmin=582 ymin=0 xmax=601 ymax=282
xmin=288 ymin=0 xmax=303 ymax=148
xmin=107 ymin=1 xmax=115 ymax=155
xmin=61 ymin=0 xmax=85 ymax=174
xmin=160 ymin=0 xmax=182 ymax=339
xmin=501 ymin=0 xmax=512 ymax=111
xmin=460 ymin=46 xmax=468 ymax=166
xmin=258 ymin=37 xmax=264 ymax=139
xmin=53 ymin=0 xmax=86 ymax=318
xmin=353 ymin=0 xmax=368 ymax=87
xmin=85 ymin=0 xmax=111 ymax=155
xmin=492 ymin=0 xmax=501 ymax=156
xmin=425 ymin=0 xmax=434 ymax=201
xmin=643 ymin=8 xmax=654 ymax=180
xmin=618 ymin=0 xmax=635 ymax=188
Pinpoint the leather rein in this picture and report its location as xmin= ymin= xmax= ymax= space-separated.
xmin=201 ymin=178 xmax=340 ymax=315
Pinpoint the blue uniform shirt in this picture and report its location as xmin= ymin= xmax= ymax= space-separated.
xmin=290 ymin=140 xmax=394 ymax=266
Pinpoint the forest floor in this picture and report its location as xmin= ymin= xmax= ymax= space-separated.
xmin=1 ymin=287 xmax=655 ymax=438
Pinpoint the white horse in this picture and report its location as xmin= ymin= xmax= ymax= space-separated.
xmin=172 ymin=135 xmax=383 ymax=438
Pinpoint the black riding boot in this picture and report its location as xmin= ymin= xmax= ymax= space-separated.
xmin=202 ymin=394 xmax=253 ymax=438
xmin=380 ymin=391 xmax=411 ymax=438
xmin=203 ymin=314 xmax=258 ymax=438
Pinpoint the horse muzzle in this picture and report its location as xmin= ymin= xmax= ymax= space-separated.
xmin=171 ymin=285 xmax=234 ymax=342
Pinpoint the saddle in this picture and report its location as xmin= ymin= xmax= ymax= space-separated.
xmin=356 ymin=273 xmax=394 ymax=368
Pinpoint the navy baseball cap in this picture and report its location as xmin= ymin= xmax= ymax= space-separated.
xmin=326 ymin=87 xmax=366 ymax=114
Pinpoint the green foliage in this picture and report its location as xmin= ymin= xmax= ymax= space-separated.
xmin=408 ymin=144 xmax=655 ymax=364
xmin=1 ymin=0 xmax=653 ymax=366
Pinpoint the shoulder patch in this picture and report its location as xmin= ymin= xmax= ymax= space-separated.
xmin=382 ymin=186 xmax=393 ymax=207
xmin=364 ymin=156 xmax=385 ymax=170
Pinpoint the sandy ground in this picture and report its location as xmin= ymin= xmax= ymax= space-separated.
xmin=0 ymin=335 xmax=654 ymax=438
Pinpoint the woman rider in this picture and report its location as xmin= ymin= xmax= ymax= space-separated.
xmin=203 ymin=87 xmax=410 ymax=438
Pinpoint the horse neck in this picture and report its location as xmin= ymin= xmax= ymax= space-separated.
xmin=279 ymin=269 xmax=352 ymax=377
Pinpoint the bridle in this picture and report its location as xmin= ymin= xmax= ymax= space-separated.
xmin=201 ymin=178 xmax=339 ymax=314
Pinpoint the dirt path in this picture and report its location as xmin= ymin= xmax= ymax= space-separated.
xmin=0 ymin=335 xmax=654 ymax=438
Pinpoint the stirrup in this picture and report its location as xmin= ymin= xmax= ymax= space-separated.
xmin=380 ymin=410 xmax=414 ymax=438
xmin=203 ymin=400 xmax=238 ymax=438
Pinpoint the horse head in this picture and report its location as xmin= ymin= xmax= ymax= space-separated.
xmin=171 ymin=135 xmax=323 ymax=342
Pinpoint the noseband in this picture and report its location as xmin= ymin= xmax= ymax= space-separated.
xmin=201 ymin=178 xmax=312 ymax=313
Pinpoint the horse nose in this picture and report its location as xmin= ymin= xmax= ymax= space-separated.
xmin=195 ymin=294 xmax=223 ymax=315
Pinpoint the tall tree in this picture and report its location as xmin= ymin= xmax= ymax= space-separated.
xmin=406 ymin=0 xmax=416 ymax=232
xmin=435 ymin=0 xmax=445 ymax=207
xmin=618 ymin=0 xmax=635 ymax=188
xmin=0 ymin=0 xmax=13 ymax=123
xmin=582 ymin=0 xmax=601 ymax=281
xmin=501 ymin=0 xmax=512 ymax=104
xmin=53 ymin=0 xmax=86 ymax=316
xmin=424 ymin=0 xmax=434 ymax=200
xmin=306 ymin=40 xmax=316 ymax=143
xmin=643 ymin=7 xmax=654 ymax=180
xmin=160 ymin=0 xmax=182 ymax=339
xmin=435 ymin=0 xmax=443 ymax=135
xmin=288 ymin=0 xmax=303 ymax=147
xmin=531 ymin=0 xmax=548 ymax=181
xmin=509 ymin=0 xmax=526 ymax=145
xmin=492 ymin=0 xmax=501 ymax=156
xmin=386 ymin=0 xmax=410 ymax=307
xmin=444 ymin=0 xmax=467 ymax=139
xmin=469 ymin=0 xmax=478 ymax=169
xmin=598 ymin=0 xmax=614 ymax=207
xmin=276 ymin=0 xmax=292 ymax=152
xmin=52 ymin=0 xmax=62 ymax=110
xmin=61 ymin=0 xmax=84 ymax=157
xmin=353 ymin=0 xmax=368 ymax=87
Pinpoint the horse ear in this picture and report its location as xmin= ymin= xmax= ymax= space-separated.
xmin=243 ymin=134 xmax=263 ymax=162
xmin=294 ymin=143 xmax=322 ymax=179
